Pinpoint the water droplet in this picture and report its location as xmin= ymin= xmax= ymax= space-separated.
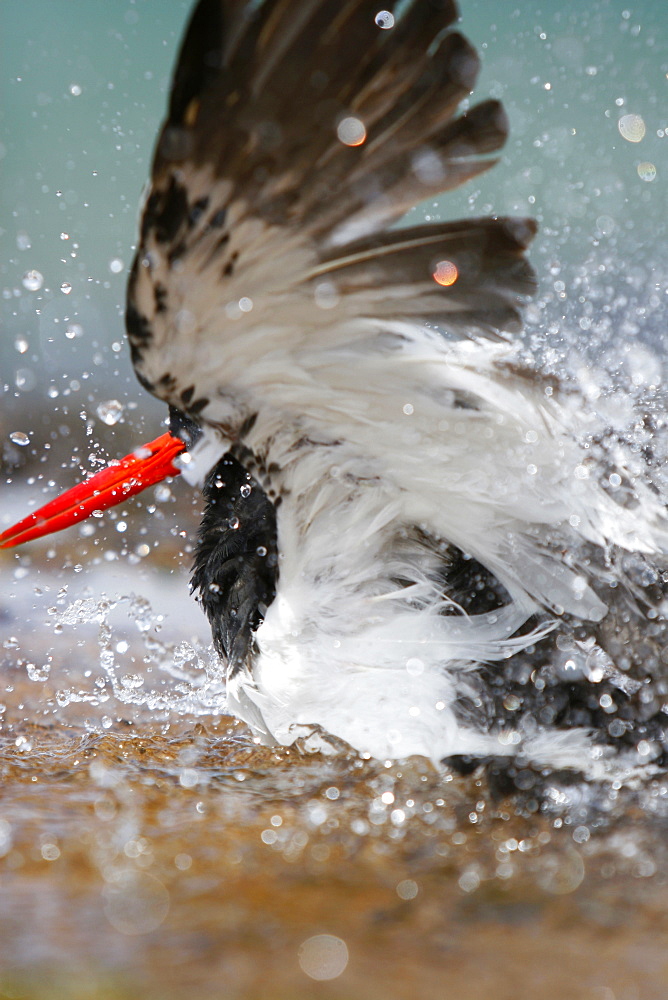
xmin=65 ymin=323 xmax=83 ymax=339
xmin=314 ymin=281 xmax=340 ymax=309
xmin=96 ymin=399 xmax=124 ymax=425
xmin=618 ymin=113 xmax=645 ymax=142
xmin=60 ymin=281 xmax=72 ymax=295
xmin=298 ymin=935 xmax=349 ymax=982
xmin=228 ymin=516 xmax=240 ymax=530
xmin=608 ymin=718 xmax=627 ymax=738
xmin=14 ymin=337 xmax=29 ymax=354
xmin=596 ymin=215 xmax=615 ymax=236
xmin=433 ymin=260 xmax=458 ymax=286
xmin=15 ymin=368 xmax=36 ymax=391
xmin=637 ymin=161 xmax=656 ymax=182
xmin=375 ymin=10 xmax=395 ymax=29
xmin=536 ymin=850 xmax=585 ymax=894
xmin=109 ymin=257 xmax=124 ymax=274
xmin=9 ymin=431 xmax=30 ymax=447
xmin=396 ymin=879 xmax=418 ymax=900
xmin=102 ymin=871 xmax=170 ymax=935
xmin=121 ymin=673 xmax=144 ymax=690
xmin=240 ymin=484 xmax=251 ymax=497
xmin=69 ymin=83 xmax=82 ymax=96
xmin=179 ymin=768 xmax=199 ymax=788
xmin=458 ymin=869 xmax=480 ymax=893
xmin=26 ymin=661 xmax=50 ymax=682
xmin=22 ymin=269 xmax=43 ymax=291
xmin=17 ymin=232 xmax=31 ymax=250
xmin=337 ymin=116 xmax=366 ymax=147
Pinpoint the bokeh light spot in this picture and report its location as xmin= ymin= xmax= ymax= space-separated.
xmin=618 ymin=113 xmax=646 ymax=142
xmin=298 ymin=934 xmax=349 ymax=980
xmin=433 ymin=260 xmax=458 ymax=287
xmin=637 ymin=161 xmax=656 ymax=182
xmin=337 ymin=117 xmax=366 ymax=147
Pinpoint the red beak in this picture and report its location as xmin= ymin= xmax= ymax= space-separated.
xmin=0 ymin=432 xmax=186 ymax=549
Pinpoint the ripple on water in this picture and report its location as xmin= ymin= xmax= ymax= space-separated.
xmin=0 ymin=710 xmax=666 ymax=998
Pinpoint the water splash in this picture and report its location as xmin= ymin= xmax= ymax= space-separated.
xmin=50 ymin=593 xmax=227 ymax=719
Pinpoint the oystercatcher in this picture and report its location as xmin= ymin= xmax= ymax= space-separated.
xmin=3 ymin=0 xmax=667 ymax=768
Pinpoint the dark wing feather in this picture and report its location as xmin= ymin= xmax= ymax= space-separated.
xmin=310 ymin=217 xmax=537 ymax=337
xmin=129 ymin=0 xmax=535 ymax=404
xmin=154 ymin=0 xmax=491 ymax=236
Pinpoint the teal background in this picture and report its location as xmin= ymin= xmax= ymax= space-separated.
xmin=1 ymin=1 xmax=666 ymax=451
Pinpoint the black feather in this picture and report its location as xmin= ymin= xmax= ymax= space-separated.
xmin=129 ymin=0 xmax=539 ymax=405
xmin=150 ymin=0 xmax=503 ymax=238
xmin=191 ymin=454 xmax=279 ymax=676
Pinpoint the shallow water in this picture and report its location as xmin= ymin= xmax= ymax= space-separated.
xmin=2 ymin=719 xmax=668 ymax=1000
xmin=2 ymin=547 xmax=668 ymax=999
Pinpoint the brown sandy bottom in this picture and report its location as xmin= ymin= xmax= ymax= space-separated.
xmin=1 ymin=535 xmax=667 ymax=999
xmin=0 ymin=712 xmax=666 ymax=1000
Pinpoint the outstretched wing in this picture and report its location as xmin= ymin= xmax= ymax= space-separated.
xmin=127 ymin=0 xmax=535 ymax=414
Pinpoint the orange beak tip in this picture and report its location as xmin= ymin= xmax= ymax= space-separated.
xmin=1 ymin=431 xmax=186 ymax=549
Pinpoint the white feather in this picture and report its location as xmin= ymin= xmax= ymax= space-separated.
xmin=177 ymin=317 xmax=667 ymax=766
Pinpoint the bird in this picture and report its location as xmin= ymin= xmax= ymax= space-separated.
xmin=2 ymin=0 xmax=667 ymax=772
